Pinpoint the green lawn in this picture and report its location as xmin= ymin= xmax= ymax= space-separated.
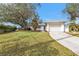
xmin=0 ymin=31 xmax=77 ymax=56
xmin=66 ymin=32 xmax=79 ymax=37
xmin=74 ymin=34 xmax=79 ymax=37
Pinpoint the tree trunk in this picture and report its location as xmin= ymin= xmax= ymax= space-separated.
xmin=34 ymin=27 xmax=37 ymax=31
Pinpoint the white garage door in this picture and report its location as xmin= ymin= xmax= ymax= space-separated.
xmin=49 ymin=24 xmax=62 ymax=32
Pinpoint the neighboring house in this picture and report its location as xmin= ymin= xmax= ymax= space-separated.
xmin=26 ymin=23 xmax=46 ymax=32
xmin=36 ymin=23 xmax=46 ymax=32
xmin=45 ymin=20 xmax=69 ymax=32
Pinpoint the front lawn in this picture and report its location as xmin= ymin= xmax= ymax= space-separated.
xmin=0 ymin=31 xmax=77 ymax=56
xmin=66 ymin=32 xmax=79 ymax=37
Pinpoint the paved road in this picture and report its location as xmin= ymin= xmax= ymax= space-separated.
xmin=49 ymin=32 xmax=79 ymax=55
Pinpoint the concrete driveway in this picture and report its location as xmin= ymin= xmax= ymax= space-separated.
xmin=49 ymin=32 xmax=79 ymax=55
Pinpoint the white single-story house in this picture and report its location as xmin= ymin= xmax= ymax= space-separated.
xmin=45 ymin=21 xmax=69 ymax=32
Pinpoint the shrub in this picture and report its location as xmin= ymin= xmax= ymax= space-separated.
xmin=0 ymin=24 xmax=17 ymax=33
xmin=69 ymin=24 xmax=79 ymax=32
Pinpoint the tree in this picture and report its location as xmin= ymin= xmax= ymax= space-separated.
xmin=64 ymin=4 xmax=77 ymax=22
xmin=63 ymin=4 xmax=79 ymax=32
xmin=0 ymin=3 xmax=39 ymax=30
xmin=32 ymin=15 xmax=39 ymax=31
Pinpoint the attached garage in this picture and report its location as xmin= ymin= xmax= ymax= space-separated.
xmin=46 ymin=21 xmax=65 ymax=32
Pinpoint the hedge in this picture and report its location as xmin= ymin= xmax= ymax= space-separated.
xmin=0 ymin=24 xmax=17 ymax=33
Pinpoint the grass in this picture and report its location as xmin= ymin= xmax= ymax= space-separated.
xmin=66 ymin=32 xmax=79 ymax=37
xmin=0 ymin=31 xmax=77 ymax=56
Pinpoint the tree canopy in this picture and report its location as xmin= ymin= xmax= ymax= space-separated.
xmin=64 ymin=4 xmax=77 ymax=21
xmin=64 ymin=4 xmax=79 ymax=20
xmin=32 ymin=14 xmax=39 ymax=31
xmin=0 ymin=3 xmax=40 ymax=29
xmin=64 ymin=3 xmax=79 ymax=32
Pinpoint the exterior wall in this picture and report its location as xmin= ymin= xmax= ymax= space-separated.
xmin=65 ymin=25 xmax=69 ymax=32
xmin=37 ymin=26 xmax=45 ymax=32
xmin=40 ymin=26 xmax=44 ymax=32
xmin=46 ymin=23 xmax=50 ymax=32
xmin=61 ymin=23 xmax=65 ymax=32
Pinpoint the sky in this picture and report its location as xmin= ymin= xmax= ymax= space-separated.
xmin=2 ymin=3 xmax=79 ymax=27
xmin=37 ymin=3 xmax=69 ymax=22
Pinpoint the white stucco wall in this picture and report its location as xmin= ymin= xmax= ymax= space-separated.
xmin=37 ymin=26 xmax=45 ymax=32
xmin=65 ymin=25 xmax=69 ymax=32
xmin=46 ymin=23 xmax=50 ymax=32
xmin=61 ymin=23 xmax=65 ymax=32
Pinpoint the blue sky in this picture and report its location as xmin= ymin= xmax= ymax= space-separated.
xmin=37 ymin=3 xmax=69 ymax=22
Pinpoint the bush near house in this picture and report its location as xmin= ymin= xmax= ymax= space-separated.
xmin=0 ymin=25 xmax=17 ymax=33
xmin=69 ymin=24 xmax=79 ymax=32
